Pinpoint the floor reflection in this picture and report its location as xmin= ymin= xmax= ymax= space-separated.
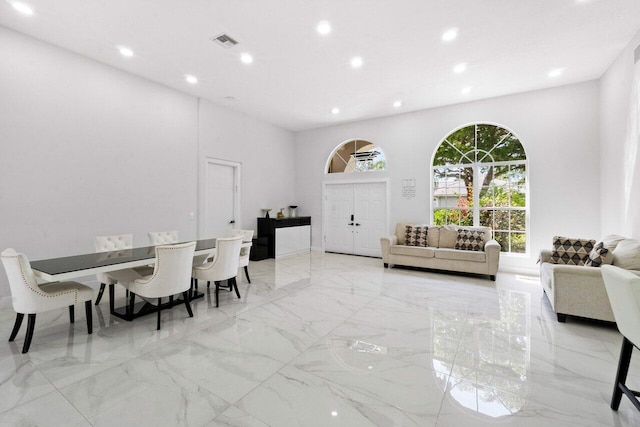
xmin=433 ymin=290 xmax=530 ymax=417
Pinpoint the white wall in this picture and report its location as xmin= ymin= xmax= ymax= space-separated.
xmin=294 ymin=81 xmax=601 ymax=273
xmin=600 ymin=29 xmax=640 ymax=239
xmin=0 ymin=27 xmax=295 ymax=297
xmin=197 ymin=100 xmax=296 ymax=232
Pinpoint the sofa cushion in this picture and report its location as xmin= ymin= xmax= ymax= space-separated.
xmin=613 ymin=239 xmax=640 ymax=270
xmin=455 ymin=228 xmax=484 ymax=251
xmin=439 ymin=225 xmax=459 ymax=248
xmin=584 ymin=242 xmax=613 ymax=267
xmin=390 ymin=245 xmax=436 ymax=257
xmin=550 ymin=236 xmax=595 ymax=266
xmin=602 ymin=234 xmax=628 ymax=251
xmin=405 ymin=225 xmax=428 ymax=247
xmin=435 ymin=248 xmax=486 ymax=262
xmin=396 ymin=222 xmax=440 ymax=247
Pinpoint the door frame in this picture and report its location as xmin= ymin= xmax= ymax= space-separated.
xmin=199 ymin=157 xmax=242 ymax=239
xmin=321 ymin=178 xmax=390 ymax=254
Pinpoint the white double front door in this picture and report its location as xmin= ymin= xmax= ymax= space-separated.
xmin=324 ymin=181 xmax=387 ymax=257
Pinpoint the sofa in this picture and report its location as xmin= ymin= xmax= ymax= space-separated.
xmin=539 ymin=235 xmax=640 ymax=323
xmin=380 ymin=222 xmax=501 ymax=280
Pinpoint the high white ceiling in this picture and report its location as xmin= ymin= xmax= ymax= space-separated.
xmin=2 ymin=0 xmax=640 ymax=131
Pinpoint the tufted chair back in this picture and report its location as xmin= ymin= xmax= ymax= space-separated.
xmin=1 ymin=248 xmax=79 ymax=314
xmin=148 ymin=231 xmax=179 ymax=246
xmin=94 ymin=234 xmax=134 ymax=286
xmin=132 ymin=242 xmax=196 ymax=299
xmin=602 ymin=265 xmax=640 ymax=346
xmin=199 ymin=236 xmax=243 ymax=282
xmin=95 ymin=234 xmax=134 ymax=252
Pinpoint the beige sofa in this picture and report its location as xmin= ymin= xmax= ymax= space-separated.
xmin=539 ymin=235 xmax=640 ymax=323
xmin=380 ymin=223 xmax=501 ymax=281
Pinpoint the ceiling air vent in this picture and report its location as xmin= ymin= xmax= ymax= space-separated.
xmin=211 ymin=33 xmax=238 ymax=48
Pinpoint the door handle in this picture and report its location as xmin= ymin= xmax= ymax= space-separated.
xmin=229 ymin=220 xmax=235 ymax=224
xmin=347 ymin=222 xmax=354 ymax=226
xmin=355 ymin=223 xmax=361 ymax=226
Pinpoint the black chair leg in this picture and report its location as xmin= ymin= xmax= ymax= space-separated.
xmin=85 ymin=301 xmax=93 ymax=334
xmin=244 ymin=266 xmax=251 ymax=283
xmin=95 ymin=283 xmax=106 ymax=305
xmin=157 ymin=298 xmax=162 ymax=330
xmin=232 ymin=277 xmax=241 ymax=299
xmin=9 ymin=313 xmax=24 ymax=342
xmin=69 ymin=305 xmax=74 ymax=323
xmin=207 ymin=281 xmax=210 ymax=289
xmin=215 ymin=282 xmax=219 ymax=307
xmin=128 ymin=292 xmax=136 ymax=320
xmin=612 ymin=337 xmax=634 ymax=410
xmin=22 ymin=314 xmax=36 ymax=354
xmin=109 ymin=284 xmax=115 ymax=314
xmin=183 ymin=291 xmax=193 ymax=317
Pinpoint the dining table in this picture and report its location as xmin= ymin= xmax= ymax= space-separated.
xmin=29 ymin=238 xmax=218 ymax=321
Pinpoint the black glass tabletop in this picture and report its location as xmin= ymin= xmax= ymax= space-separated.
xmin=30 ymin=239 xmax=217 ymax=276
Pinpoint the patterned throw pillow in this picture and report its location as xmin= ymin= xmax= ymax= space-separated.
xmin=550 ymin=236 xmax=595 ymax=266
xmin=405 ymin=225 xmax=428 ymax=247
xmin=584 ymin=241 xmax=613 ymax=267
xmin=455 ymin=229 xmax=484 ymax=251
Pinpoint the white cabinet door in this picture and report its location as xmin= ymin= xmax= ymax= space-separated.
xmin=275 ymin=225 xmax=311 ymax=258
xmin=324 ymin=182 xmax=387 ymax=257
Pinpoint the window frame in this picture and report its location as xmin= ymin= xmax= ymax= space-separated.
xmin=325 ymin=139 xmax=387 ymax=174
xmin=430 ymin=123 xmax=530 ymax=256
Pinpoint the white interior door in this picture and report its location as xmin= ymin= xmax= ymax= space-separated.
xmin=324 ymin=181 xmax=387 ymax=257
xmin=204 ymin=161 xmax=237 ymax=238
xmin=353 ymin=182 xmax=387 ymax=257
xmin=325 ymin=184 xmax=354 ymax=254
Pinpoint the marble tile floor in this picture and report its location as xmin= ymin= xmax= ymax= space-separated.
xmin=1 ymin=252 xmax=639 ymax=426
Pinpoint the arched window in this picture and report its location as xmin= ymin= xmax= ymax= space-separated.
xmin=326 ymin=139 xmax=387 ymax=173
xmin=432 ymin=123 xmax=528 ymax=254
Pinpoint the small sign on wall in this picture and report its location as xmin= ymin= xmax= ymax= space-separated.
xmin=402 ymin=178 xmax=416 ymax=199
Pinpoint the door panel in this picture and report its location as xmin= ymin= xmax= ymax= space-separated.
xmin=206 ymin=163 xmax=235 ymax=238
xmin=354 ymin=182 xmax=386 ymax=257
xmin=324 ymin=182 xmax=387 ymax=257
xmin=325 ymin=184 xmax=354 ymax=254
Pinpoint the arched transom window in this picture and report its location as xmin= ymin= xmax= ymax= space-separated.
xmin=432 ymin=123 xmax=528 ymax=254
xmin=326 ymin=139 xmax=387 ymax=173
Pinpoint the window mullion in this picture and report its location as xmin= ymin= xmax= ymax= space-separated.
xmin=473 ymin=165 xmax=480 ymax=225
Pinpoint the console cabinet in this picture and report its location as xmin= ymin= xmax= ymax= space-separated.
xmin=257 ymin=217 xmax=311 ymax=259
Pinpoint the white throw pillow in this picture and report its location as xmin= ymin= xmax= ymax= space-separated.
xmin=613 ymin=239 xmax=640 ymax=270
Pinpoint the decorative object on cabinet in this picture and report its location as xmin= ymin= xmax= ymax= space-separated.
xmin=262 ymin=209 xmax=271 ymax=218
xmin=277 ymin=208 xmax=285 ymax=219
xmin=289 ymin=205 xmax=298 ymax=217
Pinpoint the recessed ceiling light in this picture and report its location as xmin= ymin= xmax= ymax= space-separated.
xmin=461 ymin=86 xmax=472 ymax=95
xmin=331 ymin=108 xmax=340 ymax=115
xmin=185 ymin=74 xmax=198 ymax=84
xmin=317 ymin=20 xmax=332 ymax=35
xmin=240 ymin=53 xmax=253 ymax=64
xmin=10 ymin=1 xmax=33 ymax=15
xmin=393 ymin=100 xmax=402 ymax=108
xmin=548 ymin=68 xmax=564 ymax=77
xmin=331 ymin=411 xmax=338 ymax=417
xmin=442 ymin=28 xmax=458 ymax=42
xmin=453 ymin=63 xmax=467 ymax=74
xmin=351 ymin=56 xmax=363 ymax=68
xmin=117 ymin=46 xmax=134 ymax=57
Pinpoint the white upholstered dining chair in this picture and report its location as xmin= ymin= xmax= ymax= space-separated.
xmin=232 ymin=229 xmax=254 ymax=283
xmin=1 ymin=248 xmax=93 ymax=353
xmin=149 ymin=230 xmax=212 ymax=276
xmin=192 ymin=235 xmax=243 ymax=307
xmin=94 ymin=234 xmax=152 ymax=306
xmin=112 ymin=242 xmax=196 ymax=330
xmin=148 ymin=230 xmax=179 ymax=245
xmin=601 ymin=265 xmax=640 ymax=412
